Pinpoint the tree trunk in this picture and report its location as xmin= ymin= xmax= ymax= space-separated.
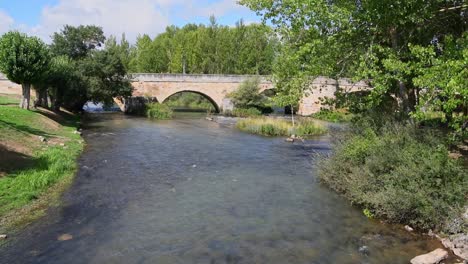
xmin=34 ymin=88 xmax=49 ymax=108
xmin=291 ymin=105 xmax=295 ymax=128
xmin=50 ymin=87 xmax=61 ymax=111
xmin=390 ymin=27 xmax=410 ymax=114
xmin=19 ymin=83 xmax=31 ymax=110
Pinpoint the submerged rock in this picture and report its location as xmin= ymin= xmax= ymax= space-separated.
xmin=57 ymin=234 xmax=73 ymax=241
xmin=358 ymin=245 xmax=370 ymax=256
xmin=410 ymin=248 xmax=448 ymax=264
xmin=285 ymin=138 xmax=294 ymax=142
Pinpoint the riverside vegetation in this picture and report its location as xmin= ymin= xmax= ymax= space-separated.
xmin=236 ymin=118 xmax=326 ymax=137
xmin=146 ymin=103 xmax=174 ymax=120
xmin=241 ymin=0 xmax=467 ymax=240
xmin=0 ymin=95 xmax=83 ymax=230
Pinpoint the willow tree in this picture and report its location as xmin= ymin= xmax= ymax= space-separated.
xmin=0 ymin=31 xmax=50 ymax=109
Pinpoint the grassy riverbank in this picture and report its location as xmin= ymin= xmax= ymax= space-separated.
xmin=236 ymin=117 xmax=327 ymax=137
xmin=0 ymin=95 xmax=84 ymax=231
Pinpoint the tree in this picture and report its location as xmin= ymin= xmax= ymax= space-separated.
xmin=0 ymin=31 xmax=50 ymax=109
xmin=229 ymin=77 xmax=265 ymax=109
xmin=51 ymin=25 xmax=105 ymax=59
xmin=48 ymin=25 xmax=133 ymax=112
xmin=240 ymin=0 xmax=467 ymax=120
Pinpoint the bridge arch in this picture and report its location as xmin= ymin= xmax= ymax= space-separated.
xmin=160 ymin=90 xmax=221 ymax=113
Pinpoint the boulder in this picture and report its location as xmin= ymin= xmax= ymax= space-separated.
xmin=0 ymin=234 xmax=7 ymax=239
xmin=405 ymin=225 xmax=414 ymax=232
xmin=441 ymin=234 xmax=468 ymax=261
xmin=410 ymin=248 xmax=448 ymax=264
xmin=285 ymin=138 xmax=294 ymax=142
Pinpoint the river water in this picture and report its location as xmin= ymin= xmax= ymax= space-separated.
xmin=0 ymin=113 xmax=441 ymax=263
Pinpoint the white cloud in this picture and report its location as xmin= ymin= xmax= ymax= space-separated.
xmin=6 ymin=0 xmax=258 ymax=42
xmin=0 ymin=9 xmax=14 ymax=34
xmin=30 ymin=0 xmax=171 ymax=42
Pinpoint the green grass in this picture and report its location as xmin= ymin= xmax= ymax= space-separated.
xmin=146 ymin=103 xmax=173 ymax=119
xmin=0 ymin=99 xmax=83 ymax=230
xmin=311 ymin=109 xmax=353 ymax=123
xmin=236 ymin=117 xmax=327 ymax=137
xmin=0 ymin=94 xmax=20 ymax=105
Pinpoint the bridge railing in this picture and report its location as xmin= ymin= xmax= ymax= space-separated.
xmin=129 ymin=73 xmax=272 ymax=83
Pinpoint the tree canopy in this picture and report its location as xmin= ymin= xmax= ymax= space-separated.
xmin=128 ymin=18 xmax=278 ymax=75
xmin=0 ymin=31 xmax=50 ymax=109
xmin=240 ymin=0 xmax=467 ymax=133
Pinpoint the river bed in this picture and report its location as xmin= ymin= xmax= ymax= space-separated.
xmin=0 ymin=113 xmax=442 ymax=263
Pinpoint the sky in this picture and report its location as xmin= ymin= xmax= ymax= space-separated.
xmin=0 ymin=0 xmax=261 ymax=43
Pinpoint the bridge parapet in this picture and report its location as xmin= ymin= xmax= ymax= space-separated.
xmin=130 ymin=73 xmax=272 ymax=84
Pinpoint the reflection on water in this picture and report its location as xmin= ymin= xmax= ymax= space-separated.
xmin=0 ymin=113 xmax=442 ymax=264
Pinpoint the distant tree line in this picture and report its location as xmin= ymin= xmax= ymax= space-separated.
xmin=114 ymin=16 xmax=278 ymax=75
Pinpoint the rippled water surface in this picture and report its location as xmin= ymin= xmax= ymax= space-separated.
xmin=0 ymin=114 xmax=441 ymax=263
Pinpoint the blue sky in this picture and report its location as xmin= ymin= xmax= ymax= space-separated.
xmin=0 ymin=0 xmax=261 ymax=42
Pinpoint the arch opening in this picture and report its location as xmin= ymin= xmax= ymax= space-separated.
xmin=162 ymin=90 xmax=220 ymax=113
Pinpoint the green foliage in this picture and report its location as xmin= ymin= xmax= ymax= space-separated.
xmin=129 ymin=19 xmax=278 ymax=74
xmin=318 ymin=123 xmax=467 ymax=231
xmin=312 ymin=110 xmax=353 ymax=123
xmin=229 ymin=77 xmax=268 ymax=109
xmin=164 ymin=93 xmax=216 ymax=111
xmin=146 ymin=103 xmax=173 ymax=119
xmin=363 ymin=209 xmax=374 ymax=219
xmin=241 ymin=0 xmax=467 ymax=133
xmin=0 ymin=31 xmax=50 ymax=85
xmin=50 ymin=25 xmax=105 ymax=59
xmin=411 ymin=34 xmax=468 ymax=135
xmin=231 ymin=107 xmax=262 ymax=117
xmin=236 ymin=118 xmax=327 ymax=137
xmin=46 ymin=25 xmax=132 ymax=112
xmin=0 ymin=95 xmax=19 ymax=105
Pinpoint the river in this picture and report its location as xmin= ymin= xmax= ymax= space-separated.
xmin=0 ymin=113 xmax=441 ymax=263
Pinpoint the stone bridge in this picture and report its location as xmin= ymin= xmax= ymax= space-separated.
xmin=0 ymin=73 xmax=370 ymax=115
xmin=118 ymin=73 xmax=370 ymax=115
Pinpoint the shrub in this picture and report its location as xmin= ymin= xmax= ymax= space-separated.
xmin=231 ymin=107 xmax=262 ymax=117
xmin=311 ymin=109 xmax=353 ymax=123
xmin=146 ymin=103 xmax=173 ymax=119
xmin=318 ymin=123 xmax=467 ymax=231
xmin=236 ymin=118 xmax=327 ymax=137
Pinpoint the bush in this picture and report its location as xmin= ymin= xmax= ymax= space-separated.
xmin=318 ymin=123 xmax=467 ymax=231
xmin=236 ymin=118 xmax=327 ymax=137
xmin=231 ymin=107 xmax=262 ymax=117
xmin=311 ymin=109 xmax=353 ymax=123
xmin=146 ymin=103 xmax=173 ymax=119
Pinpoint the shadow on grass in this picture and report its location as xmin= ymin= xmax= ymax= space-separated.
xmin=34 ymin=108 xmax=79 ymax=129
xmin=0 ymin=145 xmax=38 ymax=176
xmin=0 ymin=119 xmax=54 ymax=138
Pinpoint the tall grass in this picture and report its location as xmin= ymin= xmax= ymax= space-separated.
xmin=236 ymin=118 xmax=327 ymax=137
xmin=146 ymin=103 xmax=173 ymax=119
